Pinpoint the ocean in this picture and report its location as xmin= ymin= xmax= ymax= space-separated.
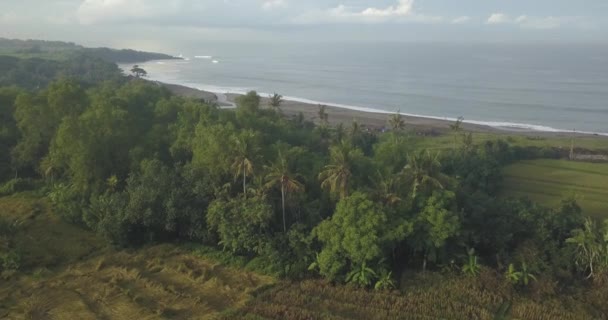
xmin=120 ymin=42 xmax=608 ymax=135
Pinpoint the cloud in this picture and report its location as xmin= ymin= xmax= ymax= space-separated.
xmin=486 ymin=13 xmax=573 ymax=29
xmin=0 ymin=12 xmax=25 ymax=24
xmin=77 ymin=0 xmax=181 ymax=25
xmin=262 ymin=0 xmax=286 ymax=10
xmin=293 ymin=0 xmax=447 ymax=24
xmin=452 ymin=16 xmax=470 ymax=24
xmin=487 ymin=13 xmax=510 ymax=24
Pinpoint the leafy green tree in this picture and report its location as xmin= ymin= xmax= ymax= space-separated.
xmin=319 ymin=142 xmax=363 ymax=199
xmin=12 ymin=79 xmax=86 ymax=175
xmin=45 ymin=91 xmax=131 ymax=192
xmin=264 ymin=150 xmax=304 ymax=232
xmin=0 ymin=87 xmax=22 ymax=182
xmin=130 ymin=65 xmax=147 ymax=78
xmin=313 ymin=192 xmax=411 ymax=281
xmin=410 ymin=191 xmax=460 ymax=272
xmin=236 ymin=91 xmax=261 ymax=114
xmin=207 ymin=195 xmax=273 ymax=255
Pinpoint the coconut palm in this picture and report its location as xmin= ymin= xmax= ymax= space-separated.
xmin=401 ymin=150 xmax=448 ymax=199
xmin=230 ymin=132 xmax=259 ymax=198
xmin=318 ymin=104 xmax=329 ymax=126
xmin=388 ymin=111 xmax=405 ymax=132
xmin=319 ymin=142 xmax=362 ymax=199
xmin=265 ymin=151 xmax=304 ymax=232
xmin=372 ymin=171 xmax=402 ymax=206
xmin=449 ymin=116 xmax=464 ymax=149
xmin=269 ymin=93 xmax=283 ymax=110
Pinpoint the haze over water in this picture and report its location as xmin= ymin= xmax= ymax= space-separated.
xmin=127 ymin=42 xmax=608 ymax=134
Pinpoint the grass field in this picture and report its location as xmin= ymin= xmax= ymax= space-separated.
xmin=502 ymin=159 xmax=608 ymax=217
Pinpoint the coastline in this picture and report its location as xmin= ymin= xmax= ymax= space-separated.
xmin=159 ymin=81 xmax=608 ymax=139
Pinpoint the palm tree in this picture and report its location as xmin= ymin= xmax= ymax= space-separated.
xmin=319 ymin=142 xmax=362 ymax=199
xmin=449 ymin=116 xmax=464 ymax=149
xmin=318 ymin=104 xmax=329 ymax=126
xmin=230 ymin=132 xmax=259 ymax=198
xmin=265 ymin=151 xmax=304 ymax=232
xmin=334 ymin=123 xmax=346 ymax=143
xmin=388 ymin=111 xmax=405 ymax=132
xmin=372 ymin=171 xmax=402 ymax=206
xmin=350 ymin=119 xmax=361 ymax=138
xmin=401 ymin=150 xmax=448 ymax=199
xmin=269 ymin=93 xmax=283 ymax=110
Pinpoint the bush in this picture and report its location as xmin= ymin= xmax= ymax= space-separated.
xmin=1 ymin=250 xmax=21 ymax=272
xmin=0 ymin=178 xmax=38 ymax=196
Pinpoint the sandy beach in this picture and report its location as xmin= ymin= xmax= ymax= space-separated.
xmin=161 ymin=82 xmax=608 ymax=139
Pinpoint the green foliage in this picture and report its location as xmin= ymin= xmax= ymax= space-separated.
xmin=48 ymin=183 xmax=87 ymax=224
xmin=505 ymin=262 xmax=537 ymax=286
xmin=0 ymin=250 xmax=21 ymax=272
xmin=0 ymin=178 xmax=37 ymax=196
xmin=346 ymin=262 xmax=377 ymax=287
xmin=374 ymin=270 xmax=396 ymax=290
xmin=207 ymin=195 xmax=273 ymax=255
xmin=319 ymin=142 xmax=363 ymax=199
xmin=314 ymin=192 xmax=411 ymax=281
xmin=462 ymin=249 xmax=481 ymax=277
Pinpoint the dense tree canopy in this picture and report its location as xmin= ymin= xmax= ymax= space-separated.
xmin=0 ymin=54 xmax=598 ymax=293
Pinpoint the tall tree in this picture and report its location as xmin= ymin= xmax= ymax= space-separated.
xmin=264 ymin=150 xmax=304 ymax=232
xmin=388 ymin=111 xmax=405 ymax=132
xmin=318 ymin=104 xmax=329 ymax=126
xmin=401 ymin=150 xmax=449 ymax=199
xmin=319 ymin=142 xmax=363 ymax=199
xmin=269 ymin=93 xmax=283 ymax=110
xmin=449 ymin=116 xmax=464 ymax=149
xmin=230 ymin=130 xmax=260 ymax=198
xmin=130 ymin=65 xmax=147 ymax=78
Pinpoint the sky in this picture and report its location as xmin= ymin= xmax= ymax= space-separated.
xmin=1 ymin=0 xmax=607 ymax=52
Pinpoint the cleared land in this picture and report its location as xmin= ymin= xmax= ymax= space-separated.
xmin=502 ymin=159 xmax=608 ymax=217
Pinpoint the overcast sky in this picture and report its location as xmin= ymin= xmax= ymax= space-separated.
xmin=1 ymin=0 xmax=607 ymax=52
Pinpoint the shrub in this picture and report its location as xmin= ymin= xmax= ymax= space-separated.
xmin=0 ymin=178 xmax=37 ymax=196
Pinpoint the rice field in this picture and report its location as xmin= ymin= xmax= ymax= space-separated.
xmin=502 ymin=159 xmax=608 ymax=217
xmin=1 ymin=194 xmax=607 ymax=319
xmin=220 ymin=272 xmax=593 ymax=320
xmin=0 ymin=196 xmax=274 ymax=319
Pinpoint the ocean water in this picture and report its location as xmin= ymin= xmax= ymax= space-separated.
xmin=121 ymin=42 xmax=608 ymax=134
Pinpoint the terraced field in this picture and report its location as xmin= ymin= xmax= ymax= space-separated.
xmin=502 ymin=159 xmax=608 ymax=217
xmin=0 ymin=196 xmax=273 ymax=319
xmin=1 ymin=194 xmax=606 ymax=319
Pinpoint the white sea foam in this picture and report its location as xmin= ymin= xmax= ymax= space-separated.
xmin=117 ymin=62 xmax=608 ymax=137
xmin=212 ymin=60 xmax=219 ymax=64
xmin=195 ymin=55 xmax=213 ymax=59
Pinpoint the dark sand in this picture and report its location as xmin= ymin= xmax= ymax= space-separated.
xmin=162 ymin=82 xmax=608 ymax=139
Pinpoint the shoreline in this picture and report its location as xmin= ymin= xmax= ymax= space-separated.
xmin=160 ymin=81 xmax=608 ymax=139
